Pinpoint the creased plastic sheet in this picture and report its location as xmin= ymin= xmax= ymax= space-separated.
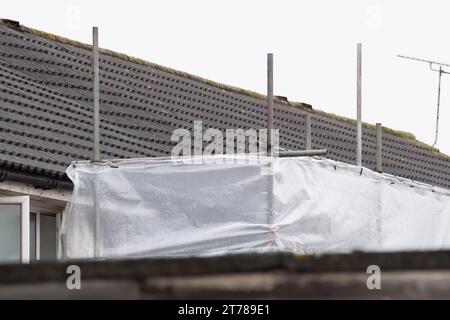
xmin=60 ymin=155 xmax=450 ymax=260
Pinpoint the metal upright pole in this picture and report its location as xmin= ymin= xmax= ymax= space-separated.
xmin=266 ymin=53 xmax=274 ymax=231
xmin=433 ymin=67 xmax=442 ymax=147
xmin=93 ymin=27 xmax=100 ymax=161
xmin=356 ymin=43 xmax=362 ymax=166
xmin=397 ymin=55 xmax=450 ymax=147
xmin=267 ymin=53 xmax=274 ymax=156
xmin=92 ymin=26 xmax=100 ymax=258
xmin=305 ymin=113 xmax=312 ymax=150
xmin=376 ymin=123 xmax=382 ymax=172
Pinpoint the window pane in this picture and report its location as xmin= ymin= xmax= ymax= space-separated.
xmin=0 ymin=204 xmax=21 ymax=263
xmin=40 ymin=214 xmax=56 ymax=261
xmin=30 ymin=213 xmax=36 ymax=261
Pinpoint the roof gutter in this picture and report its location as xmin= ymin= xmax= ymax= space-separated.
xmin=0 ymin=168 xmax=72 ymax=190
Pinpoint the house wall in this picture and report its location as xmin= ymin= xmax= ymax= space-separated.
xmin=0 ymin=180 xmax=70 ymax=214
xmin=0 ymin=181 xmax=70 ymax=263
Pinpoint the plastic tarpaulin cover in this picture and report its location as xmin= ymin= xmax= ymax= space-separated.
xmin=61 ymin=155 xmax=450 ymax=259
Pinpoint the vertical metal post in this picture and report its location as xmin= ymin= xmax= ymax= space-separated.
xmin=376 ymin=123 xmax=382 ymax=172
xmin=375 ymin=122 xmax=383 ymax=246
xmin=93 ymin=27 xmax=100 ymax=161
xmin=92 ymin=27 xmax=100 ymax=258
xmin=305 ymin=113 xmax=312 ymax=150
xmin=356 ymin=43 xmax=362 ymax=166
xmin=433 ymin=67 xmax=442 ymax=147
xmin=266 ymin=53 xmax=274 ymax=232
xmin=267 ymin=53 xmax=274 ymax=156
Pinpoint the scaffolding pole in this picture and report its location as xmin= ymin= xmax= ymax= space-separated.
xmin=356 ymin=43 xmax=362 ymax=166
xmin=267 ymin=53 xmax=274 ymax=156
xmin=305 ymin=113 xmax=312 ymax=150
xmin=376 ymin=123 xmax=382 ymax=172
xmin=266 ymin=53 xmax=274 ymax=230
xmin=92 ymin=26 xmax=100 ymax=258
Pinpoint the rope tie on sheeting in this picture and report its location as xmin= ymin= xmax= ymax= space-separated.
xmin=266 ymin=223 xmax=279 ymax=247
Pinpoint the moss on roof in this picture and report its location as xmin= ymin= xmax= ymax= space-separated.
xmin=1 ymin=19 xmax=448 ymax=159
xmin=17 ymin=22 xmax=267 ymax=101
xmin=291 ymin=101 xmax=448 ymax=156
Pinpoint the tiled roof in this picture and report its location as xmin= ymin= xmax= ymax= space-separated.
xmin=0 ymin=19 xmax=449 ymax=188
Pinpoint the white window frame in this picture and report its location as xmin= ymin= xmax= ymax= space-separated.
xmin=32 ymin=211 xmax=61 ymax=262
xmin=35 ymin=212 xmax=41 ymax=260
xmin=0 ymin=196 xmax=30 ymax=263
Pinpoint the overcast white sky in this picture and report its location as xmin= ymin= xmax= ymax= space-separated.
xmin=4 ymin=0 xmax=450 ymax=154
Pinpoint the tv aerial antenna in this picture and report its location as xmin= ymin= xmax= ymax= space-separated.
xmin=397 ymin=54 xmax=450 ymax=147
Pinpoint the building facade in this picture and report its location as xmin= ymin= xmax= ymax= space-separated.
xmin=0 ymin=19 xmax=449 ymax=264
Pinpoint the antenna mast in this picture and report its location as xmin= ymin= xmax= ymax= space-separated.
xmin=398 ymin=54 xmax=450 ymax=147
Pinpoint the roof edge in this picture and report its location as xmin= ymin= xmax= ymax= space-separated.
xmin=0 ymin=165 xmax=72 ymax=190
xmin=1 ymin=19 xmax=448 ymax=159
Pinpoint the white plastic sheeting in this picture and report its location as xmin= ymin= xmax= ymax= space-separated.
xmin=60 ymin=155 xmax=450 ymax=260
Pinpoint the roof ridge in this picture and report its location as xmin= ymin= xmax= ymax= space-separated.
xmin=0 ymin=18 xmax=448 ymax=159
